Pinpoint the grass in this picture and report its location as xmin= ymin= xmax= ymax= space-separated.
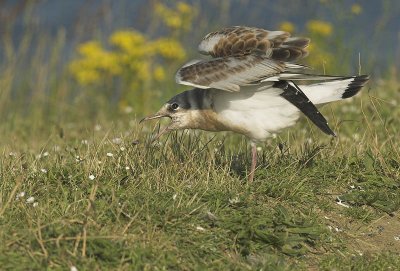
xmin=0 ymin=3 xmax=399 ymax=268
xmin=1 ymin=77 xmax=400 ymax=270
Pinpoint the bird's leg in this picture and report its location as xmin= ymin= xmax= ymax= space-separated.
xmin=248 ymin=143 xmax=257 ymax=183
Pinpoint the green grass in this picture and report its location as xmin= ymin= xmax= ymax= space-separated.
xmin=1 ymin=2 xmax=399 ymax=269
xmin=1 ymin=79 xmax=400 ymax=270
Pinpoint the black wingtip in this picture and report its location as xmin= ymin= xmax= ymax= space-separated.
xmin=320 ymin=121 xmax=336 ymax=137
xmin=328 ymin=127 xmax=337 ymax=137
xmin=341 ymin=75 xmax=369 ymax=99
xmin=278 ymin=80 xmax=337 ymax=137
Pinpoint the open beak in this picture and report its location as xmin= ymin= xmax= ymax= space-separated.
xmin=139 ymin=113 xmax=170 ymax=124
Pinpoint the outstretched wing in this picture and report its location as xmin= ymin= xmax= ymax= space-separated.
xmin=198 ymin=26 xmax=310 ymax=62
xmin=176 ymin=26 xmax=311 ymax=92
xmin=176 ymin=54 xmax=291 ymax=92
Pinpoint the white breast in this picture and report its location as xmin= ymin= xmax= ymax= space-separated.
xmin=212 ymin=85 xmax=300 ymax=141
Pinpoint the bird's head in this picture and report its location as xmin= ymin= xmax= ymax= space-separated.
xmin=140 ymin=89 xmax=210 ymax=140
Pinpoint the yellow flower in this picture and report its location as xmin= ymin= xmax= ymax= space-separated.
xmin=279 ymin=21 xmax=295 ymax=33
xmin=166 ymin=16 xmax=182 ymax=29
xmin=153 ymin=65 xmax=166 ymax=81
xmin=177 ymin=2 xmax=192 ymax=14
xmin=69 ymin=62 xmax=100 ymax=85
xmin=77 ymin=41 xmax=104 ymax=57
xmin=154 ymin=2 xmax=194 ymax=31
xmin=306 ymin=20 xmax=332 ymax=36
xmin=151 ymin=38 xmax=186 ymax=60
xmin=351 ymin=4 xmax=362 ymax=15
xmin=109 ymin=30 xmax=145 ymax=52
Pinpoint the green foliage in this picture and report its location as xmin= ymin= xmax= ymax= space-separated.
xmin=220 ymin=205 xmax=324 ymax=256
xmin=1 ymin=82 xmax=399 ymax=269
xmin=320 ymin=253 xmax=400 ymax=271
xmin=0 ymin=1 xmax=400 ymax=270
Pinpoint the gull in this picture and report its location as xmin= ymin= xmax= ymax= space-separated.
xmin=141 ymin=26 xmax=369 ymax=182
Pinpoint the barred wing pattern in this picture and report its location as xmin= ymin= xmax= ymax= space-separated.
xmin=176 ymin=26 xmax=310 ymax=92
xmin=198 ymin=26 xmax=309 ymax=61
xmin=176 ymin=54 xmax=286 ymax=92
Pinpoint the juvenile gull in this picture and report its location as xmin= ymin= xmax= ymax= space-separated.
xmin=141 ymin=26 xmax=369 ymax=182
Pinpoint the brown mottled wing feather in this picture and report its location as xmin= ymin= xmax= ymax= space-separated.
xmin=198 ymin=26 xmax=310 ymax=62
xmin=175 ymin=54 xmax=286 ymax=92
xmin=271 ymin=37 xmax=310 ymax=61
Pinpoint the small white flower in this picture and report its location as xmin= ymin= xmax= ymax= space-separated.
xmin=41 ymin=168 xmax=47 ymax=173
xmin=120 ymin=147 xmax=125 ymax=151
xmin=334 ymin=227 xmax=343 ymax=232
xmin=229 ymin=196 xmax=240 ymax=204
xmin=9 ymin=152 xmax=16 ymax=157
xmin=196 ymin=226 xmax=205 ymax=231
xmin=124 ymin=106 xmax=133 ymax=114
xmin=81 ymin=139 xmax=88 ymax=145
xmin=336 ymin=197 xmax=350 ymax=208
xmin=26 ymin=197 xmax=35 ymax=204
xmin=75 ymin=156 xmax=82 ymax=162
xmin=172 ymin=194 xmax=177 ymax=200
xmin=70 ymin=266 xmax=78 ymax=271
xmin=89 ymin=174 xmax=95 ymax=180
xmin=112 ymin=138 xmax=122 ymax=144
xmin=256 ymin=147 xmax=262 ymax=152
xmin=33 ymin=202 xmax=39 ymax=207
xmin=16 ymin=191 xmax=26 ymax=200
xmin=352 ymin=133 xmax=360 ymax=141
xmin=43 ymin=152 xmax=49 ymax=157
xmin=394 ymin=236 xmax=400 ymax=241
xmin=94 ymin=124 xmax=102 ymax=131
xmin=106 ymin=152 xmax=113 ymax=157
xmin=125 ymin=166 xmax=130 ymax=170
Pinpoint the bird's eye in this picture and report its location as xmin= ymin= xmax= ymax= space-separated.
xmin=170 ymin=103 xmax=179 ymax=110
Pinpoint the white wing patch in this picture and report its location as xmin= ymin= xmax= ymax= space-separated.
xmin=198 ymin=34 xmax=223 ymax=55
xmin=265 ymin=30 xmax=288 ymax=40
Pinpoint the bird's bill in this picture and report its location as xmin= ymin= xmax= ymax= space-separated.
xmin=139 ymin=112 xmax=170 ymax=124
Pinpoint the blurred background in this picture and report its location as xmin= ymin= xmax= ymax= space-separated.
xmin=0 ymin=0 xmax=399 ymax=138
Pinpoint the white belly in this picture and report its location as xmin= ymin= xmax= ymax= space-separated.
xmin=212 ymin=86 xmax=300 ymax=141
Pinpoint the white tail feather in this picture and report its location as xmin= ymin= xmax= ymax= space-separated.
xmin=299 ymin=76 xmax=368 ymax=104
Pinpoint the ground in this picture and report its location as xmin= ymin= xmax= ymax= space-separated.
xmin=0 ymin=82 xmax=399 ymax=270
